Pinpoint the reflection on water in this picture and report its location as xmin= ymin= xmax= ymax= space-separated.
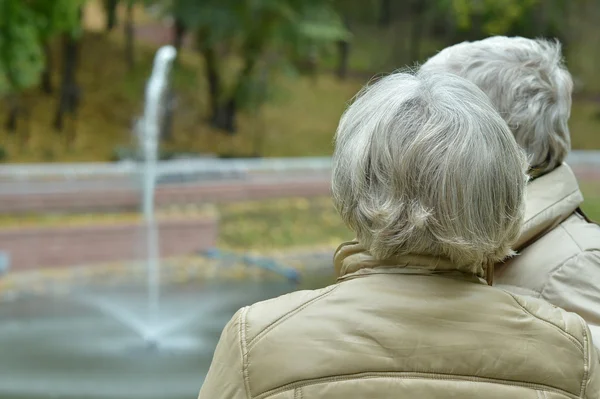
xmin=0 ymin=275 xmax=334 ymax=399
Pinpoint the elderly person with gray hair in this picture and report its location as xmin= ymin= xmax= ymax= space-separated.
xmin=199 ymin=71 xmax=600 ymax=399
xmin=421 ymin=36 xmax=600 ymax=348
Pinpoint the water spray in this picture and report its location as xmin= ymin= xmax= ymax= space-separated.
xmin=139 ymin=45 xmax=177 ymax=331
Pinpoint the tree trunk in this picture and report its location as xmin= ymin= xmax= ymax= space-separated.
xmin=105 ymin=0 xmax=119 ymax=32
xmin=54 ymin=33 xmax=81 ymax=132
xmin=199 ymin=45 xmax=222 ymax=128
xmin=200 ymin=44 xmax=237 ymax=133
xmin=336 ymin=40 xmax=350 ymax=80
xmin=379 ymin=0 xmax=392 ymax=27
xmin=251 ymin=67 xmax=269 ymax=156
xmin=408 ymin=0 xmax=426 ymax=63
xmin=124 ymin=1 xmax=135 ymax=70
xmin=173 ymin=18 xmax=186 ymax=51
xmin=41 ymin=41 xmax=53 ymax=94
xmin=212 ymin=100 xmax=237 ymax=133
xmin=4 ymin=96 xmax=19 ymax=133
xmin=214 ymin=48 xmax=260 ymax=134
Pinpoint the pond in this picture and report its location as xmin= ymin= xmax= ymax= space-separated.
xmin=0 ymin=274 xmax=334 ymax=399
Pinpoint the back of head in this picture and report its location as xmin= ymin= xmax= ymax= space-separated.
xmin=332 ymin=71 xmax=528 ymax=272
xmin=421 ymin=37 xmax=573 ymax=176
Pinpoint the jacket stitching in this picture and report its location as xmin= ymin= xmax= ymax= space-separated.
xmin=506 ymin=292 xmax=583 ymax=351
xmin=247 ymin=285 xmax=340 ymax=349
xmin=579 ymin=316 xmax=589 ymax=398
xmin=239 ymin=306 xmax=253 ymax=399
xmin=256 ymin=371 xmax=579 ymax=399
xmin=523 ymin=187 xmax=581 ymax=239
xmin=559 ymin=223 xmax=585 ymax=252
xmin=528 ymin=220 xmax=584 ymax=301
xmin=523 ymin=189 xmax=580 ymax=233
xmin=494 ymin=283 xmax=541 ymax=298
xmin=538 ymin=251 xmax=585 ymax=300
xmin=294 ymin=387 xmax=302 ymax=399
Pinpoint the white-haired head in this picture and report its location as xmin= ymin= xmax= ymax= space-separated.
xmin=421 ymin=36 xmax=573 ymax=177
xmin=332 ymin=70 xmax=528 ymax=273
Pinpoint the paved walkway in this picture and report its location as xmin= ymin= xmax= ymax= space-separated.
xmin=0 ymin=152 xmax=597 ymax=214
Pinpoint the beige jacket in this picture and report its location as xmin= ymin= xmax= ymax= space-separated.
xmin=199 ymin=242 xmax=600 ymax=399
xmin=495 ymin=164 xmax=600 ymax=347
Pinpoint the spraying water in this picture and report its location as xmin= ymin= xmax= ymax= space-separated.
xmin=138 ymin=45 xmax=177 ymax=339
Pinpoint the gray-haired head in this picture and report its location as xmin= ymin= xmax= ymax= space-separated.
xmin=332 ymin=70 xmax=528 ymax=272
xmin=421 ymin=36 xmax=573 ymax=177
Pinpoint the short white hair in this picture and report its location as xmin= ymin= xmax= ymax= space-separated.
xmin=332 ymin=70 xmax=528 ymax=272
xmin=421 ymin=36 xmax=573 ymax=176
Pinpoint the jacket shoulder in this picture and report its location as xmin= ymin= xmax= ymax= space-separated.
xmin=507 ymin=290 xmax=590 ymax=348
xmin=244 ymin=284 xmax=339 ymax=344
xmin=560 ymin=212 xmax=600 ymax=252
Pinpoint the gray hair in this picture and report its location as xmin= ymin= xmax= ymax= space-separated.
xmin=332 ymin=71 xmax=528 ymax=271
xmin=420 ymin=36 xmax=573 ymax=176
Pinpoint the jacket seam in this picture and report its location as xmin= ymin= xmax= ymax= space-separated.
xmin=505 ymin=292 xmax=583 ymax=352
xmin=255 ymin=371 xmax=579 ymax=399
xmin=579 ymin=316 xmax=589 ymax=398
xmin=494 ymin=283 xmax=541 ymax=298
xmin=559 ymin=223 xmax=585 ymax=252
xmin=523 ymin=189 xmax=580 ymax=235
xmin=239 ymin=306 xmax=253 ymax=399
xmin=538 ymin=251 xmax=586 ymax=300
xmin=247 ymin=285 xmax=340 ymax=349
xmin=294 ymin=387 xmax=302 ymax=399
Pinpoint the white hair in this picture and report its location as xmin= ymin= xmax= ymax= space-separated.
xmin=332 ymin=70 xmax=528 ymax=272
xmin=421 ymin=36 xmax=573 ymax=176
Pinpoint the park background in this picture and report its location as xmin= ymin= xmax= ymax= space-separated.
xmin=0 ymin=1 xmax=599 ymax=398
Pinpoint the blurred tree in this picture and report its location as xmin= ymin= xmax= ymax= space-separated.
xmin=0 ymin=0 xmax=87 ymax=134
xmin=408 ymin=0 xmax=431 ymax=63
xmin=124 ymin=0 xmax=135 ymax=70
xmin=378 ymin=0 xmax=392 ymax=27
xmin=173 ymin=16 xmax=186 ymax=51
xmin=54 ymin=4 xmax=85 ymax=135
xmin=161 ymin=0 xmax=348 ymax=134
xmin=104 ymin=0 xmax=119 ymax=31
xmin=336 ymin=17 xmax=351 ymax=80
xmin=0 ymin=0 xmax=44 ymax=132
xmin=29 ymin=0 xmax=87 ymax=94
xmin=446 ymin=0 xmax=540 ymax=36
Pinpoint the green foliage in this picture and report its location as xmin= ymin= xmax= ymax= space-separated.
xmin=154 ymin=0 xmax=348 ymax=110
xmin=29 ymin=0 xmax=86 ymax=39
xmin=0 ymin=0 xmax=85 ymax=96
xmin=0 ymin=0 xmax=44 ymax=95
xmin=447 ymin=0 xmax=540 ymax=34
xmin=217 ymin=197 xmax=351 ymax=250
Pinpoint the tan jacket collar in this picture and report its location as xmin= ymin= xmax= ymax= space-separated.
xmin=514 ymin=163 xmax=583 ymax=249
xmin=333 ymin=241 xmax=487 ymax=284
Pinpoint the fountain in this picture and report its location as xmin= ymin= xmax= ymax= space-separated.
xmin=0 ymin=46 xmax=330 ymax=399
xmin=139 ymin=45 xmax=176 ymax=348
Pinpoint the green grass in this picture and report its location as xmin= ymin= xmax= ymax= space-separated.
xmin=217 ymin=192 xmax=600 ymax=251
xmin=217 ymin=197 xmax=352 ymax=250
xmin=0 ymin=197 xmax=353 ymax=250
xmin=581 ymin=181 xmax=600 ymax=221
xmin=570 ymin=102 xmax=600 ymax=150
